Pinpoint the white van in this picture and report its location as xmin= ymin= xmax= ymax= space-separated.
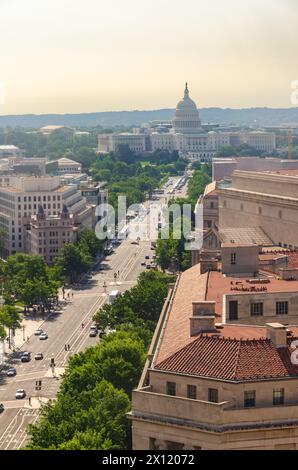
xmin=109 ymin=290 xmax=120 ymax=304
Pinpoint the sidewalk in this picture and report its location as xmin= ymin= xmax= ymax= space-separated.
xmin=3 ymin=287 xmax=73 ymax=355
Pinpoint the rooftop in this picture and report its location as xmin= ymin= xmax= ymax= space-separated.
xmin=0 ymin=145 xmax=20 ymax=150
xmin=155 ymin=261 xmax=298 ymax=374
xmin=156 ymin=334 xmax=298 ymax=381
xmin=203 ymin=181 xmax=217 ymax=197
xmin=219 ymin=227 xmax=273 ymax=246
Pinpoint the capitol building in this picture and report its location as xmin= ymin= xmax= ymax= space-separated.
xmin=98 ymin=84 xmax=276 ymax=161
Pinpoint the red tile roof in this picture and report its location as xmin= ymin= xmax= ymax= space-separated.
xmin=156 ymin=264 xmax=209 ymax=364
xmin=156 ymin=335 xmax=298 ymax=381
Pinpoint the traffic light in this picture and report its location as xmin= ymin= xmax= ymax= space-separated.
xmin=35 ymin=380 xmax=42 ymax=391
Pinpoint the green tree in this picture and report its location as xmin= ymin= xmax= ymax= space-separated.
xmin=27 ymin=380 xmax=130 ymax=450
xmin=78 ymin=229 xmax=104 ymax=258
xmin=0 ymin=305 xmax=22 ymax=347
xmin=56 ymin=243 xmax=91 ymax=283
xmin=3 ymin=253 xmax=60 ymax=309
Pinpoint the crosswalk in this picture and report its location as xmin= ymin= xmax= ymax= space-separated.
xmin=0 ymin=408 xmax=39 ymax=450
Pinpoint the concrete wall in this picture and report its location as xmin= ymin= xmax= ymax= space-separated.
xmin=223 ymin=291 xmax=298 ymax=325
xmin=132 ymin=373 xmax=298 ymax=450
xmin=221 ymin=245 xmax=259 ymax=275
xmin=212 ymin=158 xmax=298 ymax=182
xmin=218 ymin=172 xmax=298 ymax=247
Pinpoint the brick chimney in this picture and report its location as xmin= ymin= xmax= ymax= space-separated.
xmin=200 ymin=259 xmax=218 ymax=275
xmin=266 ymin=323 xmax=287 ymax=348
xmin=190 ymin=301 xmax=216 ymax=336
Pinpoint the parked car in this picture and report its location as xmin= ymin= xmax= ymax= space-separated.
xmin=34 ymin=329 xmax=43 ymax=336
xmin=6 ymin=368 xmax=17 ymax=377
xmin=20 ymin=352 xmax=31 ymax=362
xmin=145 ymin=255 xmax=150 ymax=259
xmin=89 ymin=329 xmax=97 ymax=337
xmin=0 ymin=403 xmax=4 ymax=413
xmin=39 ymin=333 xmax=48 ymax=340
xmin=146 ymin=264 xmax=152 ymax=269
xmin=35 ymin=353 xmax=43 ymax=360
xmin=15 ymin=389 xmax=26 ymax=399
xmin=141 ymin=261 xmax=146 ymax=266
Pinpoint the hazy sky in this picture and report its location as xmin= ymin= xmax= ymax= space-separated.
xmin=0 ymin=0 xmax=297 ymax=114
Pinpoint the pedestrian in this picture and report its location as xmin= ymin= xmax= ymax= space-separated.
xmin=27 ymin=336 xmax=29 ymax=342
xmin=68 ymin=344 xmax=70 ymax=351
xmin=64 ymin=344 xmax=67 ymax=351
xmin=28 ymin=396 xmax=31 ymax=406
xmin=118 ymin=270 xmax=120 ymax=277
xmin=81 ymin=322 xmax=84 ymax=329
xmin=71 ymin=292 xmax=74 ymax=298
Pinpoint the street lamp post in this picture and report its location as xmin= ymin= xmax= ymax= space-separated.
xmin=22 ymin=325 xmax=25 ymax=341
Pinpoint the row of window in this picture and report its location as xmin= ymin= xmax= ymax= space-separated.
xmin=18 ymin=203 xmax=61 ymax=211
xmin=166 ymin=382 xmax=285 ymax=407
xmin=229 ymin=300 xmax=289 ymax=320
xmin=18 ymin=210 xmax=61 ymax=218
xmin=17 ymin=195 xmax=61 ymax=202
xmin=223 ymin=200 xmax=283 ymax=219
xmin=38 ymin=231 xmax=71 ymax=237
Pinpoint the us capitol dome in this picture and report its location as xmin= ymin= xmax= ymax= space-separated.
xmin=172 ymin=83 xmax=202 ymax=134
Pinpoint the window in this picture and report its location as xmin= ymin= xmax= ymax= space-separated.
xmin=210 ymin=202 xmax=214 ymax=209
xmin=276 ymin=301 xmax=288 ymax=315
xmin=240 ymin=203 xmax=244 ymax=211
xmin=273 ymin=389 xmax=284 ymax=406
xmin=166 ymin=382 xmax=176 ymax=396
xmin=208 ymin=388 xmax=218 ymax=403
xmin=231 ymin=253 xmax=236 ymax=265
xmin=251 ymin=303 xmax=263 ymax=316
xmin=258 ymin=207 xmax=262 ymax=215
xmin=229 ymin=301 xmax=238 ymax=320
xmin=187 ymin=385 xmax=197 ymax=400
xmin=244 ymin=391 xmax=256 ymax=408
xmin=279 ymin=210 xmax=282 ymax=219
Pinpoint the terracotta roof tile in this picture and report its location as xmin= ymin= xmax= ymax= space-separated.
xmin=156 ymin=335 xmax=298 ymax=381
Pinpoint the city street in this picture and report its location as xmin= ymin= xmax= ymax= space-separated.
xmin=0 ymin=176 xmax=188 ymax=450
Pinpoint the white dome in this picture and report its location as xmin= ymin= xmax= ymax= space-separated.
xmin=172 ymin=83 xmax=202 ymax=134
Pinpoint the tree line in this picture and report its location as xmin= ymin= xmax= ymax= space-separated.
xmin=0 ymin=229 xmax=104 ymax=340
xmin=155 ymin=164 xmax=211 ymax=272
xmin=26 ymin=270 xmax=175 ymax=450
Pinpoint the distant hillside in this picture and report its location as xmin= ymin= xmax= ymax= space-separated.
xmin=1 ymin=107 xmax=298 ymax=128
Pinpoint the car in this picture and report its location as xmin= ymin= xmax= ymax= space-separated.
xmin=35 ymin=352 xmax=43 ymax=360
xmin=39 ymin=333 xmax=48 ymax=340
xmin=20 ymin=352 xmax=31 ymax=362
xmin=0 ymin=403 xmax=4 ymax=413
xmin=141 ymin=261 xmax=146 ymax=266
xmin=146 ymin=264 xmax=152 ymax=269
xmin=150 ymin=263 xmax=158 ymax=269
xmin=15 ymin=389 xmax=26 ymax=399
xmin=145 ymin=255 xmax=150 ymax=259
xmin=34 ymin=329 xmax=43 ymax=336
xmin=6 ymin=368 xmax=17 ymax=377
xmin=89 ymin=329 xmax=97 ymax=337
